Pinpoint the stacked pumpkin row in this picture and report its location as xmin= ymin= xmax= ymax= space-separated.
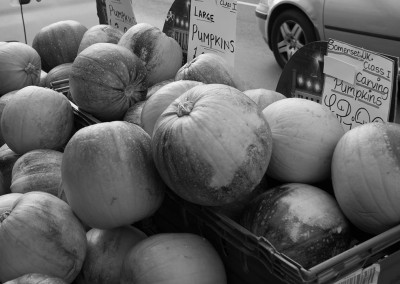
xmin=0 ymin=18 xmax=399 ymax=284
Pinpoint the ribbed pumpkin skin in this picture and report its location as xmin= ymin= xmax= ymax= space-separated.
xmin=332 ymin=122 xmax=400 ymax=235
xmin=175 ymin=53 xmax=245 ymax=91
xmin=0 ymin=86 xmax=74 ymax=155
xmin=10 ymin=149 xmax=63 ymax=197
xmin=0 ymin=193 xmax=22 ymax=214
xmin=78 ymin=24 xmax=124 ymax=54
xmin=243 ymin=88 xmax=286 ymax=111
xmin=118 ymin=23 xmax=183 ymax=87
xmin=0 ymin=91 xmax=17 ymax=146
xmin=152 ymin=84 xmax=273 ymax=206
xmin=69 ymin=43 xmax=148 ymax=121
xmin=262 ymin=98 xmax=345 ymax=183
xmin=32 ymin=20 xmax=87 ymax=72
xmin=0 ymin=192 xmax=87 ymax=283
xmin=123 ymin=101 xmax=146 ymax=126
xmin=120 ymin=233 xmax=227 ymax=284
xmin=0 ymin=144 xmax=21 ymax=195
xmin=61 ymin=121 xmax=165 ymax=229
xmin=0 ymin=42 xmax=41 ymax=95
xmin=75 ymin=226 xmax=147 ymax=284
xmin=141 ymin=80 xmax=203 ymax=136
xmin=3 ymin=273 xmax=68 ymax=284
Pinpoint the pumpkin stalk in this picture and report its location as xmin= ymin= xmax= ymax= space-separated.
xmin=177 ymin=101 xmax=194 ymax=117
xmin=0 ymin=210 xmax=11 ymax=222
xmin=25 ymin=62 xmax=38 ymax=75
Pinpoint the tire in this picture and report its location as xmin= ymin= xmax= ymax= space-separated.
xmin=270 ymin=9 xmax=317 ymax=68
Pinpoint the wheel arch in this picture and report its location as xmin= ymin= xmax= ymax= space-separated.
xmin=267 ymin=4 xmax=321 ymax=50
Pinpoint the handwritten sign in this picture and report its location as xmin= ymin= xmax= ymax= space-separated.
xmin=105 ymin=0 xmax=137 ymax=33
xmin=322 ymin=39 xmax=397 ymax=131
xmin=188 ymin=0 xmax=238 ymax=65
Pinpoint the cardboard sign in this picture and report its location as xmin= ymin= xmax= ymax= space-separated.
xmin=188 ymin=0 xmax=238 ymax=65
xmin=322 ymin=39 xmax=398 ymax=131
xmin=276 ymin=40 xmax=399 ymax=130
xmin=105 ymin=0 xmax=137 ymax=33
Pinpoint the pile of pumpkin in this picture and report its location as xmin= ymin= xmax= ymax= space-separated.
xmin=0 ymin=18 xmax=400 ymax=284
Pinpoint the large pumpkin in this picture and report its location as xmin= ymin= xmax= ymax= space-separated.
xmin=10 ymin=149 xmax=63 ymax=197
xmin=243 ymin=88 xmax=286 ymax=111
xmin=120 ymin=233 xmax=227 ymax=284
xmin=118 ymin=23 xmax=183 ymax=87
xmin=123 ymin=101 xmax=146 ymax=126
xmin=141 ymin=80 xmax=203 ymax=136
xmin=241 ymin=183 xmax=352 ymax=268
xmin=78 ymin=24 xmax=124 ymax=54
xmin=175 ymin=53 xmax=245 ymax=91
xmin=61 ymin=121 xmax=165 ymax=229
xmin=1 ymin=86 xmax=74 ymax=155
xmin=75 ymin=226 xmax=147 ymax=284
xmin=32 ymin=20 xmax=87 ymax=72
xmin=69 ymin=43 xmax=148 ymax=121
xmin=0 ymin=91 xmax=17 ymax=146
xmin=0 ymin=144 xmax=21 ymax=195
xmin=0 ymin=42 xmax=41 ymax=95
xmin=0 ymin=191 xmax=87 ymax=283
xmin=332 ymin=122 xmax=400 ymax=235
xmin=262 ymin=98 xmax=344 ymax=183
xmin=152 ymin=84 xmax=273 ymax=206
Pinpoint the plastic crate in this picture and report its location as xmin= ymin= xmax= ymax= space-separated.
xmin=63 ymin=87 xmax=400 ymax=284
xmin=137 ymin=189 xmax=400 ymax=284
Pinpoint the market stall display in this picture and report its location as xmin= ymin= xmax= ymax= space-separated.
xmin=0 ymin=3 xmax=400 ymax=283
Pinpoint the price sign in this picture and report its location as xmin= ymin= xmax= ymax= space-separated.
xmin=105 ymin=0 xmax=137 ymax=33
xmin=187 ymin=0 xmax=238 ymax=65
xmin=322 ymin=39 xmax=398 ymax=131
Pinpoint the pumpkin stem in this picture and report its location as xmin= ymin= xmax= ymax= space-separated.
xmin=24 ymin=62 xmax=37 ymax=75
xmin=177 ymin=101 xmax=194 ymax=117
xmin=0 ymin=210 xmax=11 ymax=222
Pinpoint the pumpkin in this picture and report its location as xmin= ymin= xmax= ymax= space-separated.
xmin=0 ymin=191 xmax=87 ymax=283
xmin=332 ymin=122 xmax=400 ymax=235
xmin=243 ymin=88 xmax=286 ymax=111
xmin=146 ymin=78 xmax=175 ymax=99
xmin=0 ymin=91 xmax=17 ymax=146
xmin=120 ymin=233 xmax=227 ymax=284
xmin=0 ymin=144 xmax=21 ymax=195
xmin=39 ymin=70 xmax=48 ymax=87
xmin=141 ymin=80 xmax=203 ymax=136
xmin=0 ymin=193 xmax=22 ymax=213
xmin=69 ymin=43 xmax=148 ymax=121
xmin=44 ymin=63 xmax=72 ymax=89
xmin=61 ymin=121 xmax=165 ymax=229
xmin=262 ymin=98 xmax=344 ymax=183
xmin=152 ymin=84 xmax=273 ymax=206
xmin=123 ymin=101 xmax=146 ymax=126
xmin=3 ymin=273 xmax=68 ymax=284
xmin=1 ymin=86 xmax=74 ymax=155
xmin=75 ymin=226 xmax=147 ymax=284
xmin=175 ymin=53 xmax=245 ymax=91
xmin=241 ymin=183 xmax=352 ymax=268
xmin=32 ymin=20 xmax=87 ymax=72
xmin=77 ymin=24 xmax=124 ymax=54
xmin=0 ymin=42 xmax=41 ymax=95
xmin=10 ymin=149 xmax=63 ymax=198
xmin=118 ymin=23 xmax=183 ymax=87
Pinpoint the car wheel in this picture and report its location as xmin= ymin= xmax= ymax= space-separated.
xmin=270 ymin=9 xmax=317 ymax=68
